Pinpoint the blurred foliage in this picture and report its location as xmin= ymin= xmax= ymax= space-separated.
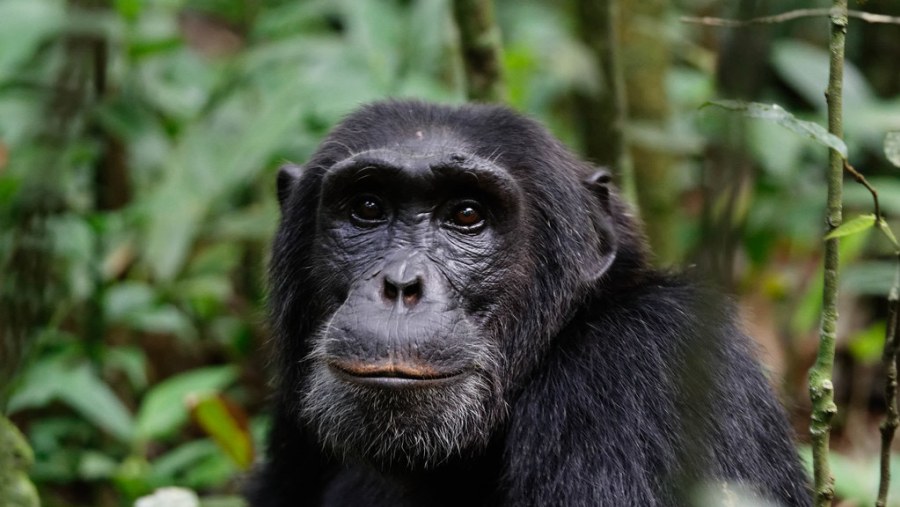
xmin=0 ymin=0 xmax=899 ymax=505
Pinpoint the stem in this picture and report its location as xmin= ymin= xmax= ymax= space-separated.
xmin=877 ymin=266 xmax=900 ymax=507
xmin=681 ymin=8 xmax=900 ymax=27
xmin=451 ymin=0 xmax=506 ymax=102
xmin=842 ymin=160 xmax=880 ymax=221
xmin=808 ymin=2 xmax=847 ymax=506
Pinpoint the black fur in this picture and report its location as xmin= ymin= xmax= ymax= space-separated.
xmin=246 ymin=101 xmax=810 ymax=506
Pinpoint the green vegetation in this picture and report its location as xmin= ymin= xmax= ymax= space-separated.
xmin=1 ymin=0 xmax=900 ymax=505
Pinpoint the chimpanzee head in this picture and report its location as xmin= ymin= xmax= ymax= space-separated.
xmin=269 ymin=101 xmax=625 ymax=468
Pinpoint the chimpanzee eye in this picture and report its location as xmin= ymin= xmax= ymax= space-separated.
xmin=350 ymin=195 xmax=386 ymax=225
xmin=447 ymin=201 xmax=486 ymax=232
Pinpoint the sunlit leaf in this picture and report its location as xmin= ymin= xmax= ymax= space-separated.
xmin=189 ymin=394 xmax=254 ymax=469
xmin=886 ymin=131 xmax=900 ymax=168
xmin=135 ymin=366 xmax=238 ymax=440
xmin=824 ymin=214 xmax=876 ymax=240
xmin=703 ymin=100 xmax=848 ymax=159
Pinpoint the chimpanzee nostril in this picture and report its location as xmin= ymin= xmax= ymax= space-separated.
xmin=383 ymin=276 xmax=423 ymax=307
xmin=383 ymin=279 xmax=399 ymax=302
xmin=402 ymin=279 xmax=422 ymax=306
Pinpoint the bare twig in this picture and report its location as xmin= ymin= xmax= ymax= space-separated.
xmin=808 ymin=2 xmax=848 ymax=506
xmin=877 ymin=264 xmax=900 ymax=507
xmin=681 ymin=8 xmax=900 ymax=27
xmin=842 ymin=160 xmax=880 ymax=220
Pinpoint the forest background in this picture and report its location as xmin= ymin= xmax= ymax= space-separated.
xmin=2 ymin=0 xmax=900 ymax=505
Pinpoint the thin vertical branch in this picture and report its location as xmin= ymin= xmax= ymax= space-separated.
xmin=877 ymin=261 xmax=900 ymax=507
xmin=808 ymin=1 xmax=847 ymax=505
xmin=451 ymin=0 xmax=506 ymax=102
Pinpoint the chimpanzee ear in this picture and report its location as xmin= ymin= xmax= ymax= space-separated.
xmin=579 ymin=168 xmax=618 ymax=283
xmin=277 ymin=164 xmax=304 ymax=208
xmin=584 ymin=169 xmax=613 ymax=214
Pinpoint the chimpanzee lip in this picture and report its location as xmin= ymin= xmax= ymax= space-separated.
xmin=327 ymin=360 xmax=467 ymax=387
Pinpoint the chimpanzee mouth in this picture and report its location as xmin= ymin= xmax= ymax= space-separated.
xmin=327 ymin=360 xmax=468 ymax=388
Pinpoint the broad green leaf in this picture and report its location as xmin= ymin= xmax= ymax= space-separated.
xmin=749 ymin=118 xmax=806 ymax=178
xmin=135 ymin=366 xmax=238 ymax=440
xmin=886 ymin=131 xmax=900 ymax=168
xmin=703 ymin=100 xmax=848 ymax=159
xmin=8 ymin=357 xmax=134 ymax=442
xmin=771 ymin=40 xmax=874 ymax=111
xmin=824 ymin=214 xmax=876 ymax=240
xmin=190 ymin=394 xmax=254 ymax=469
xmin=58 ymin=364 xmax=135 ymax=442
xmin=142 ymin=75 xmax=306 ymax=280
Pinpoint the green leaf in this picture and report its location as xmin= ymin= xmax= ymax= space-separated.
xmin=105 ymin=346 xmax=149 ymax=391
xmin=190 ymin=394 xmax=254 ymax=470
xmin=8 ymin=357 xmax=134 ymax=442
xmin=104 ymin=282 xmax=156 ymax=322
xmin=886 ymin=131 xmax=900 ymax=168
xmin=771 ymin=40 xmax=874 ymax=111
xmin=130 ymin=305 xmax=196 ymax=340
xmin=0 ymin=0 xmax=64 ymax=76
xmin=848 ymin=322 xmax=886 ymax=364
xmin=141 ymin=76 xmax=307 ymax=280
xmin=78 ymin=451 xmax=119 ymax=481
xmin=824 ymin=214 xmax=876 ymax=240
xmin=703 ymin=100 xmax=848 ymax=158
xmin=134 ymin=366 xmax=238 ymax=441
xmin=58 ymin=364 xmax=135 ymax=442
xmin=148 ymin=440 xmax=219 ymax=484
xmin=877 ymin=218 xmax=900 ymax=249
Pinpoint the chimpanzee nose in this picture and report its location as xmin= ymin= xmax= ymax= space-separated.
xmin=382 ymin=259 xmax=424 ymax=308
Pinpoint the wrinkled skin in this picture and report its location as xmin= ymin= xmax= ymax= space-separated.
xmin=246 ymin=101 xmax=811 ymax=507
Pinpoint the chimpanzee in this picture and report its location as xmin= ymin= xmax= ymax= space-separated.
xmin=245 ymin=100 xmax=810 ymax=506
